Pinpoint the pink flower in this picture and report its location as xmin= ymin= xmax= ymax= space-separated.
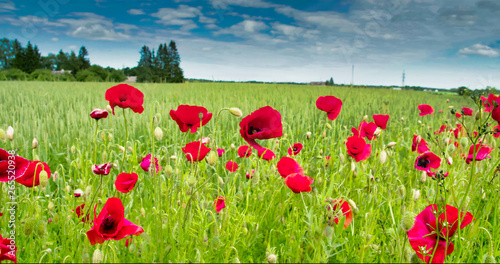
xmin=256 ymin=147 xmax=275 ymax=161
xmin=418 ymin=104 xmax=434 ymax=116
xmin=277 ymin=157 xmax=303 ymax=178
xmin=346 ymin=136 xmax=372 ymax=162
xmin=246 ymin=169 xmax=255 ymax=179
xmin=140 ymin=154 xmax=161 ymax=173
xmin=465 ymin=144 xmax=493 ymax=164
xmin=351 ymin=121 xmax=378 ymax=141
xmin=237 ymin=145 xmax=252 ymax=158
xmin=92 ymin=163 xmax=112 ymax=175
xmin=213 ymin=197 xmax=226 ymax=213
xmin=225 ymin=161 xmax=238 ymax=172
xmin=462 ymin=107 xmax=473 ymax=116
xmin=285 ymin=173 xmax=313 ymax=193
xmin=90 ymin=109 xmax=109 ymax=120
xmin=412 ymin=135 xmax=430 ymax=154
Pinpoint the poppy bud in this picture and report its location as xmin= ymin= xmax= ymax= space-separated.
xmin=6 ymin=126 xmax=14 ymax=141
xmin=0 ymin=129 xmax=5 ymax=142
xmin=102 ymin=151 xmax=108 ymax=161
xmin=475 ymin=110 xmax=482 ymax=120
xmin=416 ymin=135 xmax=422 ymax=144
xmin=347 ymin=199 xmax=358 ymax=213
xmin=187 ymin=176 xmax=197 ymax=187
xmin=24 ymin=218 xmax=35 ymax=236
xmin=267 ymin=254 xmax=277 ymax=263
xmin=363 ymin=115 xmax=368 ymax=121
xmin=401 ymin=211 xmax=416 ymax=231
xmin=92 ymin=248 xmax=104 ymax=264
xmin=106 ymin=105 xmax=113 ymax=113
xmin=306 ymin=131 xmax=312 ymax=139
xmin=447 ymin=157 xmax=453 ymax=165
xmin=48 ymin=201 xmax=55 ymax=211
xmin=411 ymin=189 xmax=420 ymax=201
xmin=397 ymin=184 xmax=406 ymax=198
xmin=231 ymin=144 xmax=235 ymax=150
xmin=218 ymin=176 xmax=224 ymax=185
xmin=108 ymin=133 xmax=113 ymax=141
xmin=52 ymin=171 xmax=59 ymax=182
xmin=140 ymin=207 xmax=146 ymax=218
xmin=483 ymin=255 xmax=496 ymax=263
xmin=128 ymin=146 xmax=133 ymax=152
xmin=401 ymin=117 xmax=404 ymax=121
xmin=444 ymin=137 xmax=452 ymax=145
xmin=410 ymin=253 xmax=421 ymax=263
xmin=71 ymin=145 xmax=76 ymax=153
xmin=461 ymin=196 xmax=470 ymax=212
xmin=154 ymin=127 xmax=163 ymax=140
xmin=339 ymin=153 xmax=345 ymax=164
xmin=32 ymin=138 xmax=38 ymax=149
xmin=251 ymin=171 xmax=260 ymax=184
xmin=326 ymin=123 xmax=332 ymax=130
xmin=66 ymin=185 xmax=71 ymax=193
xmin=379 ymin=150 xmax=387 ymax=164
xmin=170 ymin=155 xmax=177 ymax=160
xmin=234 ymin=257 xmax=241 ymax=263
xmin=420 ymin=171 xmax=427 ymax=183
xmin=322 ymin=130 xmax=326 ymax=138
xmin=39 ymin=170 xmax=49 ymax=189
xmin=418 ymin=120 xmax=422 ymax=124
xmin=119 ymin=146 xmax=125 ymax=152
xmin=101 ymin=131 xmax=106 ymax=141
xmin=460 ymin=137 xmax=469 ymax=148
xmin=206 ymin=151 xmax=217 ymax=166
xmin=386 ymin=142 xmax=396 ymax=149
xmin=229 ymin=107 xmax=243 ymax=117
xmin=84 ymin=185 xmax=92 ymax=200
xmin=162 ymin=165 xmax=172 ymax=177
xmin=37 ymin=220 xmax=47 ymax=237
xmin=74 ymin=188 xmax=83 ymax=197
xmin=319 ymin=149 xmax=323 ymax=155
xmin=447 ymin=143 xmax=456 ymax=153
xmin=351 ymin=161 xmax=356 ymax=172
xmin=323 ymin=225 xmax=334 ymax=238
xmin=446 ymin=99 xmax=450 ymax=103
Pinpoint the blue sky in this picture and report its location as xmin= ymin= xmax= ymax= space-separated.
xmin=1 ymin=0 xmax=499 ymax=88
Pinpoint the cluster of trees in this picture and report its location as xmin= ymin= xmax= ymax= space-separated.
xmin=122 ymin=41 xmax=184 ymax=83
xmin=0 ymin=38 xmax=184 ymax=83
xmin=325 ymin=77 xmax=334 ymax=86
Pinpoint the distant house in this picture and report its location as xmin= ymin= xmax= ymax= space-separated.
xmin=51 ymin=69 xmax=71 ymax=75
xmin=309 ymin=82 xmax=325 ymax=86
xmin=125 ymin=76 xmax=137 ymax=83
xmin=393 ymin=87 xmax=402 ymax=90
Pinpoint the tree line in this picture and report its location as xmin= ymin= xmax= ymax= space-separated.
xmin=0 ymin=38 xmax=184 ymax=83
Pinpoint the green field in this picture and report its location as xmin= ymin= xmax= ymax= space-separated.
xmin=0 ymin=81 xmax=498 ymax=263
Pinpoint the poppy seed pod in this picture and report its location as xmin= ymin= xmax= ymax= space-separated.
xmin=229 ymin=108 xmax=243 ymax=117
xmin=32 ymin=138 xmax=38 ymax=149
xmin=165 ymin=165 xmax=173 ymax=177
xmin=475 ymin=110 xmax=482 ymax=120
xmin=386 ymin=142 xmax=396 ymax=149
xmin=37 ymin=220 xmax=47 ymax=237
xmin=326 ymin=123 xmax=332 ymax=130
xmin=48 ymin=201 xmax=55 ymax=211
xmin=92 ymin=248 xmax=104 ymax=264
xmin=267 ymin=254 xmax=277 ymax=263
xmin=397 ymin=184 xmax=406 ymax=198
xmin=379 ymin=150 xmax=387 ymax=164
xmin=206 ymin=151 xmax=217 ymax=166
xmin=460 ymin=137 xmax=469 ymax=148
xmin=339 ymin=153 xmax=345 ymax=164
xmin=154 ymin=127 xmax=163 ymax=141
xmin=186 ymin=176 xmax=197 ymax=187
xmin=447 ymin=143 xmax=456 ymax=153
xmin=6 ymin=126 xmax=14 ymax=141
xmin=401 ymin=211 xmax=416 ymax=231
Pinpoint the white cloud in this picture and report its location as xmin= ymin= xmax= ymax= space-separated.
xmin=127 ymin=9 xmax=145 ymax=15
xmin=458 ymin=44 xmax=499 ymax=57
xmin=51 ymin=37 xmax=59 ymax=41
xmin=0 ymin=0 xmax=16 ymax=12
xmin=6 ymin=15 xmax=66 ymax=27
xmin=275 ymin=6 xmax=358 ymax=33
xmin=58 ymin=13 xmax=136 ymax=41
xmin=214 ymin=20 xmax=270 ymax=41
xmin=151 ymin=5 xmax=216 ymax=32
xmin=209 ymin=0 xmax=275 ymax=9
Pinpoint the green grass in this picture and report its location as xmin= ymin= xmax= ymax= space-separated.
xmin=0 ymin=81 xmax=498 ymax=263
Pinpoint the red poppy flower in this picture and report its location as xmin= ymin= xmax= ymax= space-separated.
xmin=418 ymin=104 xmax=434 ymax=116
xmin=0 ymin=149 xmax=29 ymax=182
xmin=481 ymin=93 xmax=498 ymax=112
xmin=455 ymin=113 xmax=462 ymax=118
xmin=346 ymin=136 xmax=372 ymax=162
xmin=86 ymin=197 xmax=144 ymax=245
xmin=407 ymin=204 xmax=473 ymax=264
xmin=492 ymin=106 xmax=500 ymax=125
xmin=277 ymin=157 xmax=304 ymax=178
xmin=237 ymin=145 xmax=252 ymax=158
xmin=246 ymin=169 xmax=255 ymax=179
xmin=114 ymin=173 xmax=138 ymax=193
xmin=284 ymin=173 xmax=313 ymax=193
xmin=217 ymin=148 xmax=225 ymax=157
xmin=182 ymin=141 xmax=211 ymax=162
xmin=225 ymin=161 xmax=238 ymax=172
xmin=462 ymin=107 xmax=473 ymax=116
xmin=465 ymin=144 xmax=493 ymax=164
xmin=415 ymin=152 xmax=441 ymax=173
xmin=288 ymin=143 xmax=303 ymax=156
xmin=434 ymin=125 xmax=447 ymax=134
xmin=316 ymin=96 xmax=343 ymax=121
xmin=15 ymin=161 xmax=51 ymax=187
xmin=325 ymin=199 xmax=353 ymax=229
xmin=0 ymin=234 xmax=16 ymax=263
xmin=92 ymin=163 xmax=112 ymax=175
xmin=105 ymin=84 xmax=144 ymax=115
xmin=169 ymin=105 xmax=213 ymax=133
xmin=372 ymin=115 xmax=389 ymax=129
xmin=412 ymin=135 xmax=430 ymax=154
xmin=493 ymin=125 xmax=500 ymax=138
xmin=213 ymin=197 xmax=226 ymax=213
xmin=90 ymin=109 xmax=109 ymax=120
xmin=257 ymin=147 xmax=276 ymax=161
xmin=239 ymin=106 xmax=283 ymax=150
xmin=125 ymin=238 xmax=132 ymax=248
xmin=451 ymin=124 xmax=464 ymax=139
xmin=140 ymin=154 xmax=160 ymax=173
xmin=351 ymin=121 xmax=378 ymax=140
xmin=73 ymin=203 xmax=90 ymax=223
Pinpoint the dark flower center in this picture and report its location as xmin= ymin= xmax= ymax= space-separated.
xmin=248 ymin=126 xmax=262 ymax=135
xmin=119 ymin=96 xmax=128 ymax=102
xmin=417 ymin=158 xmax=430 ymax=168
xmin=100 ymin=215 xmax=118 ymax=234
xmin=293 ymin=147 xmax=297 ymax=151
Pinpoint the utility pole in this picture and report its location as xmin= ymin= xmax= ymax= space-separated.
xmin=402 ymin=70 xmax=405 ymax=88
xmin=351 ymin=64 xmax=354 ymax=87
